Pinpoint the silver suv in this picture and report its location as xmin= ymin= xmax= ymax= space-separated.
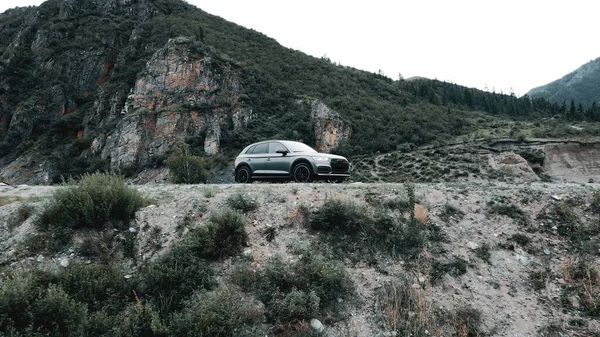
xmin=234 ymin=140 xmax=351 ymax=183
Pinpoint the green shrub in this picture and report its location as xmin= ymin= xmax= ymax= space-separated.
xmin=169 ymin=285 xmax=266 ymax=337
xmin=487 ymin=200 xmax=529 ymax=226
xmin=269 ymin=289 xmax=320 ymax=323
xmin=232 ymin=252 xmax=353 ymax=325
xmin=306 ymin=200 xmax=426 ymax=261
xmin=35 ymin=172 xmax=148 ymax=235
xmin=474 ymin=243 xmax=492 ymax=264
xmin=510 ymin=233 xmax=531 ymax=246
xmin=439 ymin=203 xmax=465 ymax=223
xmin=140 ymin=246 xmax=216 ymax=315
xmin=53 ymin=263 xmax=133 ymax=315
xmin=308 ymin=199 xmax=369 ymax=234
xmin=0 ymin=275 xmax=88 ymax=337
xmin=226 ymin=193 xmax=258 ymax=213
xmin=201 ymin=209 xmax=248 ymax=258
xmin=451 ymin=305 xmax=482 ymax=337
xmin=166 ymin=143 xmax=207 ymax=184
xmin=7 ymin=204 xmax=35 ymax=231
xmin=430 ymin=257 xmax=468 ymax=285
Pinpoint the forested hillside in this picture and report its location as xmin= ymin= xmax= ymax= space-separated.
xmin=527 ymin=57 xmax=600 ymax=111
xmin=0 ymin=0 xmax=594 ymax=182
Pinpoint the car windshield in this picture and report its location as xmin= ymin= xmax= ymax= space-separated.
xmin=280 ymin=141 xmax=317 ymax=153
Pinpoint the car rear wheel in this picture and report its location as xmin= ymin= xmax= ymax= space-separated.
xmin=235 ymin=166 xmax=252 ymax=183
xmin=292 ymin=163 xmax=312 ymax=183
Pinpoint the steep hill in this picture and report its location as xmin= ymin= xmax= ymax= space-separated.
xmin=0 ymin=0 xmax=584 ymax=184
xmin=527 ymin=57 xmax=600 ymax=109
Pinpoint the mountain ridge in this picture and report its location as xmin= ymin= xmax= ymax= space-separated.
xmin=527 ymin=57 xmax=600 ymax=108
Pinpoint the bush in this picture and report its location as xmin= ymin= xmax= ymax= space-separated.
xmin=439 ymin=203 xmax=465 ymax=223
xmin=305 ymin=201 xmax=426 ymax=261
xmin=7 ymin=204 xmax=35 ymax=231
xmin=226 ymin=193 xmax=258 ymax=213
xmin=0 ymin=274 xmax=88 ymax=336
xmin=169 ymin=285 xmax=266 ymax=337
xmin=376 ymin=275 xmax=435 ymax=336
xmin=35 ymin=172 xmax=148 ymax=234
xmin=487 ymin=200 xmax=529 ymax=226
xmin=231 ymin=252 xmax=353 ymax=326
xmin=308 ymin=199 xmax=369 ymax=234
xmin=166 ymin=143 xmax=207 ymax=184
xmin=140 ymin=246 xmax=216 ymax=315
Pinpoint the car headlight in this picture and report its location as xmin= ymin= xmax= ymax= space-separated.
xmin=312 ymin=156 xmax=329 ymax=161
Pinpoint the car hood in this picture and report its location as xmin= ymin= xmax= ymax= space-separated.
xmin=292 ymin=152 xmax=347 ymax=160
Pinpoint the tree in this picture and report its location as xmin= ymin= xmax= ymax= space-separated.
xmin=165 ymin=143 xmax=207 ymax=184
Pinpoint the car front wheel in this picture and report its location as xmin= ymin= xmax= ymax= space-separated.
xmin=292 ymin=163 xmax=312 ymax=183
xmin=235 ymin=166 xmax=252 ymax=183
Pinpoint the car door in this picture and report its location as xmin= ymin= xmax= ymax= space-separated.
xmin=264 ymin=141 xmax=291 ymax=175
xmin=246 ymin=143 xmax=269 ymax=174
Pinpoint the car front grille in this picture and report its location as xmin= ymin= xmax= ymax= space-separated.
xmin=317 ymin=166 xmax=332 ymax=174
xmin=330 ymin=159 xmax=350 ymax=173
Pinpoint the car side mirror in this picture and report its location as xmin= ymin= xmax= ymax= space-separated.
xmin=276 ymin=149 xmax=289 ymax=156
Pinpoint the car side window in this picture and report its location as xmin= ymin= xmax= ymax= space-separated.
xmin=268 ymin=142 xmax=288 ymax=154
xmin=252 ymin=143 xmax=268 ymax=154
xmin=245 ymin=145 xmax=256 ymax=154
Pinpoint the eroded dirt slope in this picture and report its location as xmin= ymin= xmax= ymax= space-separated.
xmin=1 ymin=181 xmax=599 ymax=336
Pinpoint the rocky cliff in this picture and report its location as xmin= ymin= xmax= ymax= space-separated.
xmin=0 ymin=0 xmax=351 ymax=183
xmin=96 ymin=37 xmax=252 ymax=170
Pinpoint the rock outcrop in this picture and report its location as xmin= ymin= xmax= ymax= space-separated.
xmin=99 ymin=37 xmax=251 ymax=169
xmin=299 ymin=100 xmax=351 ymax=153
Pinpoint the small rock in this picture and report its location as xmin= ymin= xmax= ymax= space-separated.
xmin=309 ymin=318 xmax=324 ymax=332
xmin=516 ymin=254 xmax=529 ymax=265
xmin=418 ymin=276 xmax=426 ymax=284
xmin=124 ymin=274 xmax=132 ymax=279
xmin=551 ymin=195 xmax=562 ymax=201
xmin=243 ymin=249 xmax=253 ymax=257
xmin=37 ymin=255 xmax=44 ymax=262
xmin=128 ymin=227 xmax=137 ymax=233
xmin=466 ymin=241 xmax=479 ymax=250
xmin=59 ymin=257 xmax=70 ymax=268
xmin=543 ymin=249 xmax=551 ymax=255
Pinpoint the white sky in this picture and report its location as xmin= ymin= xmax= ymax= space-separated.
xmin=2 ymin=0 xmax=599 ymax=96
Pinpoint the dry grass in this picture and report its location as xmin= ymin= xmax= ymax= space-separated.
xmin=414 ymin=203 xmax=429 ymax=224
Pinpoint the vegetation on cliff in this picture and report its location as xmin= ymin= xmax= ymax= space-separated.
xmin=0 ymin=0 xmax=596 ymax=182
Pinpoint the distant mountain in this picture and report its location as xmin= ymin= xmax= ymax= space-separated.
xmin=527 ymin=57 xmax=600 ymax=108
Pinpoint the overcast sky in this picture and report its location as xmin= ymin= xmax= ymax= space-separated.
xmin=2 ymin=0 xmax=599 ymax=96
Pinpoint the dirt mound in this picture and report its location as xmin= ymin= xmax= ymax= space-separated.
xmin=544 ymin=143 xmax=600 ymax=183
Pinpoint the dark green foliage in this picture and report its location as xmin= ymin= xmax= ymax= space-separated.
xmin=487 ymin=199 xmax=529 ymax=226
xmin=308 ymin=199 xmax=369 ymax=234
xmin=305 ymin=200 xmax=426 ymax=260
xmin=530 ymin=269 xmax=550 ymax=291
xmin=169 ymin=286 xmax=266 ymax=337
xmin=140 ymin=245 xmax=216 ymax=315
xmin=451 ymin=306 xmax=483 ymax=337
xmin=36 ymin=173 xmax=147 ymax=232
xmin=226 ymin=193 xmax=258 ymax=213
xmin=537 ymin=201 xmax=600 ymax=247
xmin=474 ymin=243 xmax=492 ymax=264
xmin=263 ymin=226 xmax=277 ymax=242
xmin=439 ymin=203 xmax=465 ymax=223
xmin=6 ymin=204 xmax=35 ymax=231
xmin=430 ymin=257 xmax=468 ymax=285
xmin=510 ymin=233 xmax=531 ymax=247
xmin=33 ymin=173 xmax=147 ymax=251
xmin=166 ymin=144 xmax=208 ymax=184
xmin=591 ymin=191 xmax=600 ymax=213
xmin=230 ymin=252 xmax=353 ymax=325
